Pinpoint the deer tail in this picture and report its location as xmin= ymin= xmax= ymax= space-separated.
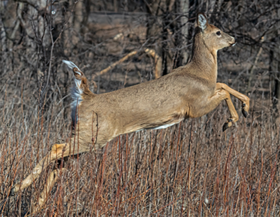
xmin=62 ymin=60 xmax=93 ymax=97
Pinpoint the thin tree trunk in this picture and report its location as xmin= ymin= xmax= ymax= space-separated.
xmin=145 ymin=0 xmax=163 ymax=77
xmin=180 ymin=0 xmax=189 ymax=65
xmin=270 ymin=7 xmax=280 ymax=116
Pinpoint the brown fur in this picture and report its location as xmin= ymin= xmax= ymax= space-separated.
xmin=11 ymin=13 xmax=249 ymax=212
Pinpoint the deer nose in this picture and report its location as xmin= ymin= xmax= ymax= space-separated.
xmin=230 ymin=37 xmax=236 ymax=46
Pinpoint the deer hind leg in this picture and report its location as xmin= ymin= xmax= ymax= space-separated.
xmin=30 ymin=168 xmax=67 ymax=214
xmin=11 ymin=142 xmax=88 ymax=195
xmin=11 ymin=143 xmax=68 ymax=195
xmin=217 ymin=83 xmax=250 ymax=118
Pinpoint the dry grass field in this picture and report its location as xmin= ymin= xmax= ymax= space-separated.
xmin=1 ymin=51 xmax=279 ymax=216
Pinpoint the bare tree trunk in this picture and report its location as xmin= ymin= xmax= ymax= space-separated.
xmin=0 ymin=14 xmax=7 ymax=75
xmin=161 ymin=0 xmax=173 ymax=76
xmin=145 ymin=0 xmax=164 ymax=77
xmin=270 ymin=7 xmax=280 ymax=116
xmin=146 ymin=0 xmax=189 ymax=75
xmin=114 ymin=0 xmax=118 ymax=12
xmin=161 ymin=10 xmax=169 ymax=76
xmin=73 ymin=1 xmax=84 ymax=45
xmin=180 ymin=0 xmax=189 ymax=65
xmin=270 ymin=50 xmax=280 ymax=107
xmin=172 ymin=0 xmax=190 ymax=68
xmin=83 ymin=0 xmax=91 ymax=27
xmin=274 ymin=9 xmax=280 ymax=107
xmin=0 ymin=1 xmax=20 ymax=75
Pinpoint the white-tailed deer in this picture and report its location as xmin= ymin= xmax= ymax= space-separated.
xmin=10 ymin=13 xmax=249 ymax=212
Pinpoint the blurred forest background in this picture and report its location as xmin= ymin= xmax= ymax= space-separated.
xmin=1 ymin=0 xmax=280 ymax=216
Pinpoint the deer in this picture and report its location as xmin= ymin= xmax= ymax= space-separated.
xmin=8 ymin=13 xmax=249 ymax=213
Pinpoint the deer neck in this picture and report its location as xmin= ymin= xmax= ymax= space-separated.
xmin=191 ymin=33 xmax=218 ymax=82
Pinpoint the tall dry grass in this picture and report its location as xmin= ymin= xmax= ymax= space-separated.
xmin=1 ymin=72 xmax=280 ymax=216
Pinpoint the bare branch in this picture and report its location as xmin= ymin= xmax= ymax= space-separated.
xmin=92 ymin=51 xmax=138 ymax=80
xmin=144 ymin=48 xmax=162 ymax=79
xmin=92 ymin=49 xmax=162 ymax=81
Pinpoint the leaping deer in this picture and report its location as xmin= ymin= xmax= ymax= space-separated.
xmin=10 ymin=13 xmax=249 ymax=213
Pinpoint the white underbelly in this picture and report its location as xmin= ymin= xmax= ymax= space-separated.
xmin=152 ymin=122 xmax=178 ymax=130
xmin=134 ymin=120 xmax=181 ymax=133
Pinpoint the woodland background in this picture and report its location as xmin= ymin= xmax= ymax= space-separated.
xmin=1 ymin=0 xmax=280 ymax=216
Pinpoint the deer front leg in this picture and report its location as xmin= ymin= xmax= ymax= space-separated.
xmin=222 ymin=90 xmax=239 ymax=131
xmin=200 ymin=87 xmax=239 ymax=131
xmin=216 ymin=83 xmax=250 ymax=117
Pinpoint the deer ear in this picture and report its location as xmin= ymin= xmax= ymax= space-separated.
xmin=197 ymin=13 xmax=208 ymax=31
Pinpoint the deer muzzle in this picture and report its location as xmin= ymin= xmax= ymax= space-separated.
xmin=229 ymin=36 xmax=236 ymax=47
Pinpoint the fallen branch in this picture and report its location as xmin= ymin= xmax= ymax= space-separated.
xmin=92 ymin=49 xmax=162 ymax=81
xmin=144 ymin=48 xmax=162 ymax=79
xmin=92 ymin=51 xmax=137 ymax=80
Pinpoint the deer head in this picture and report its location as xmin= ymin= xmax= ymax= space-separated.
xmin=197 ymin=13 xmax=235 ymax=52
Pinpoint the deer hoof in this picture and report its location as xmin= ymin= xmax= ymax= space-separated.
xmin=223 ymin=119 xmax=233 ymax=131
xmin=242 ymin=103 xmax=249 ymax=118
xmin=223 ymin=122 xmax=230 ymax=132
xmin=242 ymin=109 xmax=248 ymax=118
xmin=223 ymin=122 xmax=229 ymax=131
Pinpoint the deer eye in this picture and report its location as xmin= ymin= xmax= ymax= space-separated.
xmin=216 ymin=31 xmax=221 ymax=36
